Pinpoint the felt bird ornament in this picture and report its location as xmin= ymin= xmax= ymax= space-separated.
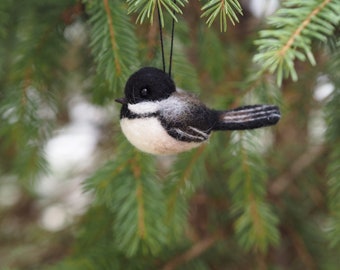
xmin=115 ymin=4 xmax=280 ymax=155
xmin=115 ymin=67 xmax=280 ymax=155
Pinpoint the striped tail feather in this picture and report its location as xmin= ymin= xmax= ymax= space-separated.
xmin=213 ymin=105 xmax=280 ymax=130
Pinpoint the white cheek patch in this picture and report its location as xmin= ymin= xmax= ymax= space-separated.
xmin=128 ymin=101 xmax=160 ymax=115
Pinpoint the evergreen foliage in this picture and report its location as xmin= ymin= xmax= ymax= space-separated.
xmin=201 ymin=0 xmax=242 ymax=31
xmin=226 ymin=131 xmax=280 ymax=252
xmin=84 ymin=142 xmax=168 ymax=257
xmin=254 ymin=0 xmax=340 ymax=85
xmin=325 ymin=37 xmax=340 ymax=248
xmin=84 ymin=0 xmax=138 ymax=104
xmin=127 ymin=0 xmax=187 ymax=25
xmin=0 ymin=0 xmax=71 ymax=181
xmin=1 ymin=0 xmax=340 ymax=269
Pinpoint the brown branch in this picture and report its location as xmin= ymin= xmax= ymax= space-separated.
xmin=286 ymin=226 xmax=318 ymax=270
xmin=162 ymin=231 xmax=222 ymax=270
xmin=269 ymin=144 xmax=326 ymax=196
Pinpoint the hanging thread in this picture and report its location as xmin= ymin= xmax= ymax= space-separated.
xmin=168 ymin=0 xmax=176 ymax=77
xmin=156 ymin=0 xmax=176 ymax=76
xmin=157 ymin=2 xmax=166 ymax=73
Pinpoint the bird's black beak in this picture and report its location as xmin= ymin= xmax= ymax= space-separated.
xmin=115 ymin=97 xmax=127 ymax=104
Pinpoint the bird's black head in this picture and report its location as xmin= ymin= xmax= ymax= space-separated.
xmin=116 ymin=67 xmax=176 ymax=105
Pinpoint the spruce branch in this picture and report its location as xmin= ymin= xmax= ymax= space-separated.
xmin=0 ymin=0 xmax=12 ymax=47
xmin=0 ymin=0 xmax=68 ymax=180
xmin=131 ymin=154 xmax=147 ymax=239
xmin=227 ymin=131 xmax=280 ymax=252
xmin=164 ymin=146 xmax=206 ymax=238
xmin=325 ymin=50 xmax=340 ymax=247
xmin=84 ymin=144 xmax=169 ymax=256
xmin=201 ymin=0 xmax=242 ymax=32
xmin=84 ymin=0 xmax=138 ymax=102
xmin=167 ymin=146 xmax=206 ymax=214
xmin=103 ymin=0 xmax=122 ymax=75
xmin=127 ymin=0 xmax=187 ymax=26
xmin=254 ymin=0 xmax=340 ymax=86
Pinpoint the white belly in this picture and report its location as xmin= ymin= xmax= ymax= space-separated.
xmin=120 ymin=117 xmax=202 ymax=155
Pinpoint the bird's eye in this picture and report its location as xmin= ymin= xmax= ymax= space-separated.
xmin=140 ymin=88 xmax=149 ymax=97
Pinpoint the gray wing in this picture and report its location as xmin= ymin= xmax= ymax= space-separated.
xmin=167 ymin=126 xmax=210 ymax=143
xmin=159 ymin=91 xmax=216 ymax=142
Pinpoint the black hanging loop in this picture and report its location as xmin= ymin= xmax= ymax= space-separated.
xmin=168 ymin=0 xmax=176 ymax=77
xmin=157 ymin=2 xmax=166 ymax=73
xmin=156 ymin=0 xmax=176 ymax=77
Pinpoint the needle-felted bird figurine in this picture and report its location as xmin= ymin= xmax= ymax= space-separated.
xmin=115 ymin=67 xmax=280 ymax=155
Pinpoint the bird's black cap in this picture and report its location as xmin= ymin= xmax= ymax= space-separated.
xmin=118 ymin=67 xmax=176 ymax=104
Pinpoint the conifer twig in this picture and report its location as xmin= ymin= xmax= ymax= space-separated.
xmin=131 ymin=157 xmax=146 ymax=238
xmin=85 ymin=0 xmax=138 ymax=98
xmin=227 ymin=132 xmax=280 ymax=252
xmin=278 ymin=0 xmax=331 ymax=58
xmin=201 ymin=0 xmax=242 ymax=32
xmin=166 ymin=145 xmax=206 ymax=221
xmin=103 ymin=0 xmax=121 ymax=75
xmin=254 ymin=0 xmax=339 ymax=85
xmin=127 ymin=0 xmax=186 ymax=25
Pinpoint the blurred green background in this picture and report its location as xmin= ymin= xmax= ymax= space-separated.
xmin=0 ymin=0 xmax=339 ymax=269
